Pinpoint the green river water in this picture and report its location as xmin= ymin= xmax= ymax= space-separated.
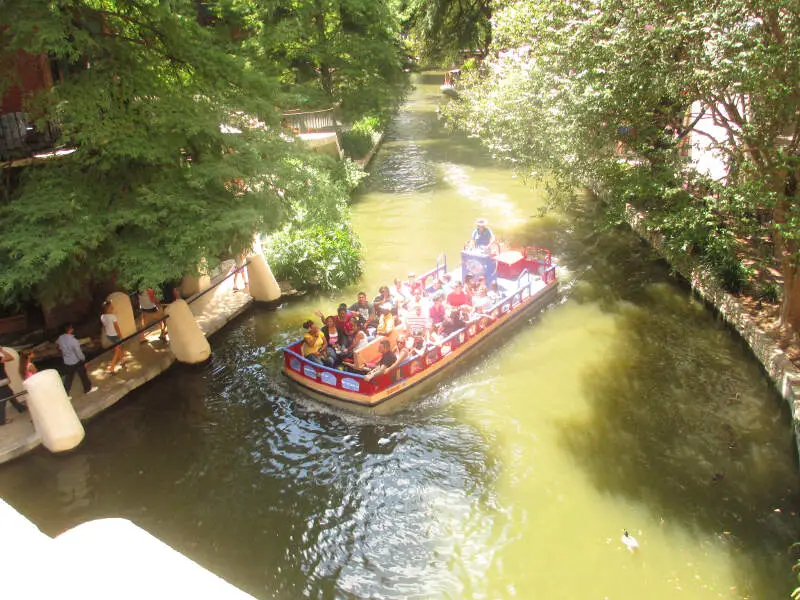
xmin=1 ymin=72 xmax=799 ymax=599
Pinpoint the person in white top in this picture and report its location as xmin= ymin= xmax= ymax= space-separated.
xmin=101 ymin=300 xmax=126 ymax=373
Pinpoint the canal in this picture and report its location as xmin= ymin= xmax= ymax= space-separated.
xmin=1 ymin=72 xmax=800 ymax=599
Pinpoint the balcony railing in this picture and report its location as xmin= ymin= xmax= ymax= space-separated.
xmin=281 ymin=108 xmax=337 ymax=133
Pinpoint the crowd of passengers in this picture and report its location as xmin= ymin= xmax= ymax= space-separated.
xmin=300 ymin=272 xmax=506 ymax=381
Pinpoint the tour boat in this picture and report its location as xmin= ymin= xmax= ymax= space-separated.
xmin=282 ymin=246 xmax=558 ymax=414
xmin=440 ymin=68 xmax=461 ymax=98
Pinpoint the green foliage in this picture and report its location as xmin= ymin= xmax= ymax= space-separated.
xmin=263 ymin=225 xmax=363 ymax=291
xmin=0 ymin=0 xmax=411 ymax=305
xmin=446 ymin=0 xmax=800 ymax=310
xmin=402 ymin=0 xmax=491 ymax=64
xmin=340 ymin=116 xmax=381 ymax=159
xmin=755 ymin=280 xmax=781 ymax=304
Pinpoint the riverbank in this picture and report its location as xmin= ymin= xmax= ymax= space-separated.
xmin=0 ymin=273 xmax=254 ymax=465
xmin=622 ymin=203 xmax=800 ymax=461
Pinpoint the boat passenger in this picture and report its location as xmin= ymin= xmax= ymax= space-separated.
xmin=446 ymin=281 xmax=472 ymax=308
xmin=407 ymin=272 xmax=423 ymax=295
xmin=373 ymin=286 xmax=396 ymax=315
xmin=472 ymin=285 xmax=492 ymax=312
xmin=364 ymin=339 xmax=397 ymax=382
xmin=441 ymin=274 xmax=454 ymax=295
xmin=392 ymin=278 xmax=413 ymax=309
xmin=321 ymin=315 xmax=345 ymax=365
xmin=345 ymin=317 xmax=370 ymax=356
xmin=487 ymin=281 xmax=502 ymax=304
xmin=470 ymin=218 xmax=495 ymax=252
xmin=440 ymin=309 xmax=465 ymax=337
xmin=302 ymin=320 xmax=334 ymax=367
xmin=429 ymin=294 xmax=447 ymax=326
xmin=349 ymin=292 xmax=377 ymax=327
xmin=403 ymin=303 xmax=430 ymax=340
xmin=376 ymin=303 xmax=395 ymax=336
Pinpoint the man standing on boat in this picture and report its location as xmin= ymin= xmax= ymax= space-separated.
xmin=470 ymin=218 xmax=495 ymax=251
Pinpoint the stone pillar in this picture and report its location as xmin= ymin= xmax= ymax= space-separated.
xmin=23 ymin=369 xmax=85 ymax=453
xmin=247 ymin=254 xmax=281 ymax=302
xmin=165 ymin=300 xmax=211 ymax=364
xmin=101 ymin=292 xmax=135 ymax=349
xmin=2 ymin=346 xmax=22 ymax=395
xmin=180 ymin=274 xmax=211 ymax=298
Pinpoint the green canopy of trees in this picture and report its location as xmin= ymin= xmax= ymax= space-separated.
xmin=0 ymin=0 xmax=407 ymax=310
xmin=445 ymin=0 xmax=800 ymax=332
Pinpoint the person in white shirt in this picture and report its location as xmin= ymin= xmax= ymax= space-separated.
xmin=101 ymin=301 xmax=126 ymax=374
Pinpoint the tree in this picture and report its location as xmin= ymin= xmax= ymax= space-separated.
xmin=0 ymin=0 xmax=362 ymax=308
xmin=402 ymin=0 xmax=492 ymax=64
xmin=446 ymin=0 xmax=800 ymax=331
xmin=222 ymin=0 xmax=408 ymax=123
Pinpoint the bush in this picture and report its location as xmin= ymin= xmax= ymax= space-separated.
xmin=263 ymin=226 xmax=363 ymax=291
xmin=340 ymin=115 xmax=381 ymax=159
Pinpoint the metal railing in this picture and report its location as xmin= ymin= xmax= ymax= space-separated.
xmin=281 ymin=108 xmax=337 ymax=133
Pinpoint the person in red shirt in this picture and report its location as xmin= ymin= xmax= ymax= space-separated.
xmin=446 ymin=281 xmax=472 ymax=308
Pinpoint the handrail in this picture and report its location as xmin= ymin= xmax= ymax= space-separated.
xmin=94 ymin=258 xmax=251 ymax=360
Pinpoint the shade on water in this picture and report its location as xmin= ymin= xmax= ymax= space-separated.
xmin=0 ymin=72 xmax=799 ymax=599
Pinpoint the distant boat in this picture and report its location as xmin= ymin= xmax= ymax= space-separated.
xmin=441 ymin=69 xmax=461 ymax=98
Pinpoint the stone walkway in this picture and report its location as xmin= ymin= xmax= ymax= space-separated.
xmin=0 ymin=275 xmax=254 ymax=464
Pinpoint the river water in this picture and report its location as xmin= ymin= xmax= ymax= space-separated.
xmin=1 ymin=73 xmax=799 ymax=599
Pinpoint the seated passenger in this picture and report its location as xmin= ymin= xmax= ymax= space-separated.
xmin=344 ymin=317 xmax=370 ymax=357
xmin=407 ymin=272 xmax=423 ymax=295
xmin=392 ymin=278 xmax=412 ymax=310
xmin=364 ymin=339 xmax=397 ymax=382
xmin=440 ymin=309 xmax=465 ymax=337
xmin=403 ymin=302 xmax=430 ymax=340
xmin=349 ymin=292 xmax=377 ymax=327
xmin=321 ymin=315 xmax=345 ymax=364
xmin=471 ymin=286 xmax=492 ymax=312
xmin=376 ymin=303 xmax=395 ymax=336
xmin=446 ymin=281 xmax=472 ymax=308
xmin=487 ymin=281 xmax=502 ymax=304
xmin=441 ymin=274 xmax=454 ymax=295
xmin=373 ymin=285 xmax=396 ymax=315
xmin=335 ymin=303 xmax=356 ymax=346
xmin=301 ymin=320 xmax=334 ymax=367
xmin=429 ymin=294 xmax=447 ymax=326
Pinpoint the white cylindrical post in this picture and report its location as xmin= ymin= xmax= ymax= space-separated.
xmin=165 ymin=300 xmax=211 ymax=364
xmin=23 ymin=369 xmax=84 ymax=452
xmin=2 ymin=346 xmax=22 ymax=394
xmin=247 ymin=253 xmax=281 ymax=302
xmin=101 ymin=292 xmax=135 ymax=348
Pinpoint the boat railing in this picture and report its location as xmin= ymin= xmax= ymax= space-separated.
xmin=418 ymin=255 xmax=448 ymax=290
xmin=283 ymin=347 xmax=379 ymax=396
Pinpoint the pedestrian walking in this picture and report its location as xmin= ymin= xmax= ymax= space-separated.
xmin=101 ymin=300 xmax=126 ymax=373
xmin=56 ymin=324 xmax=97 ymax=395
xmin=0 ymin=347 xmax=27 ymax=425
xmin=137 ymin=288 xmax=165 ymax=342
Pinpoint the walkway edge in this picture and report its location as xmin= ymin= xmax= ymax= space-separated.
xmin=622 ymin=203 xmax=800 ymax=461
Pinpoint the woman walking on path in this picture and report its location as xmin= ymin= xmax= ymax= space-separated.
xmin=101 ymin=301 xmax=126 ymax=374
xmin=18 ymin=349 xmax=37 ymax=380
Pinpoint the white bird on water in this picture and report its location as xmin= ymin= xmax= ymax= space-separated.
xmin=622 ymin=529 xmax=639 ymax=552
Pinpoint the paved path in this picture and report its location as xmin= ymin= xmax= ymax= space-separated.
xmin=0 ymin=275 xmax=254 ymax=464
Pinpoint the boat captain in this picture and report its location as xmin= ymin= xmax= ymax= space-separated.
xmin=470 ymin=218 xmax=495 ymax=252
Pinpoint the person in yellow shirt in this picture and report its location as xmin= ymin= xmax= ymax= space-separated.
xmin=376 ymin=304 xmax=395 ymax=336
xmin=301 ymin=320 xmax=334 ymax=367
